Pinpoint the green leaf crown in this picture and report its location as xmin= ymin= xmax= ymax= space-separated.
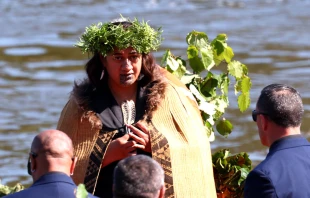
xmin=75 ymin=17 xmax=163 ymax=56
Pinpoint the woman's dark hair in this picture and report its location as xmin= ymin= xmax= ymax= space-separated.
xmin=257 ymin=83 xmax=304 ymax=127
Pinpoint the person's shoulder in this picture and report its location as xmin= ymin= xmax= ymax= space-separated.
xmin=244 ymin=168 xmax=276 ymax=198
xmin=253 ymin=156 xmax=277 ymax=175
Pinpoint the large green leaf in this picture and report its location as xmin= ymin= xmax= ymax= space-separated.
xmin=211 ymin=34 xmax=233 ymax=65
xmin=186 ymin=31 xmax=209 ymax=48
xmin=228 ymin=60 xmax=244 ymax=79
xmin=76 ymin=184 xmax=88 ymax=198
xmin=238 ymin=167 xmax=250 ymax=185
xmin=241 ymin=63 xmax=248 ymax=75
xmin=214 ymin=96 xmax=229 ymax=113
xmin=215 ymin=33 xmax=227 ymax=42
xmin=219 ymin=74 xmax=229 ymax=95
xmin=200 ymin=75 xmax=218 ymax=97
xmin=167 ymin=56 xmax=180 ymax=71
xmin=216 ymin=119 xmax=233 ymax=137
xmin=234 ymin=80 xmax=242 ymax=95
xmin=161 ymin=50 xmax=180 ymax=72
xmin=172 ymin=64 xmax=186 ymax=79
xmin=180 ymin=73 xmax=200 ymax=85
xmin=211 ymin=40 xmax=225 ymax=65
xmin=161 ymin=49 xmax=170 ymax=67
xmin=176 ymin=57 xmax=186 ymax=68
xmin=187 ymin=45 xmax=204 ymax=73
xmin=212 ymin=40 xmax=225 ymax=55
xmin=189 ymin=84 xmax=206 ymax=102
xmin=238 ymin=92 xmax=250 ymax=112
xmin=241 ymin=76 xmax=252 ymax=93
xmin=199 ymin=101 xmax=216 ymax=125
xmin=204 ymin=120 xmax=214 ymax=140
xmin=223 ymin=46 xmax=234 ymax=63
xmin=211 ymin=34 xmax=227 ymax=50
xmin=201 ymin=47 xmax=215 ymax=71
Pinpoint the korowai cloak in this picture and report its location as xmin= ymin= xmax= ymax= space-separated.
xmin=57 ymin=70 xmax=217 ymax=198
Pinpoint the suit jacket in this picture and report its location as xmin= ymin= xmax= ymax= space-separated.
xmin=4 ymin=172 xmax=97 ymax=198
xmin=244 ymin=135 xmax=310 ymax=198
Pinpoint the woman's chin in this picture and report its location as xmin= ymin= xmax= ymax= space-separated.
xmin=119 ymin=76 xmax=137 ymax=87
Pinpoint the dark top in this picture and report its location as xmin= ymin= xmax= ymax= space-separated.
xmin=4 ymin=172 xmax=97 ymax=198
xmin=244 ymin=135 xmax=310 ymax=198
xmin=91 ymin=82 xmax=151 ymax=198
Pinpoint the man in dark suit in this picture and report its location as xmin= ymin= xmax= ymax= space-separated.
xmin=244 ymin=84 xmax=310 ymax=198
xmin=4 ymin=129 xmax=97 ymax=198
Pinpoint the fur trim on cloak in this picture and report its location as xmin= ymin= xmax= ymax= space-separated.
xmin=70 ymin=78 xmax=167 ymax=127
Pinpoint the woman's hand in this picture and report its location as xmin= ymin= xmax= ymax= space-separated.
xmin=102 ymin=134 xmax=139 ymax=167
xmin=127 ymin=122 xmax=151 ymax=153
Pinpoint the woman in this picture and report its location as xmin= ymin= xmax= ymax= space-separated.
xmin=57 ymin=17 xmax=216 ymax=198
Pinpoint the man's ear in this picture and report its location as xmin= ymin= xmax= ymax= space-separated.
xmin=30 ymin=155 xmax=36 ymax=171
xmin=158 ymin=185 xmax=165 ymax=198
xmin=70 ymin=157 xmax=78 ymax=176
xmin=261 ymin=114 xmax=269 ymax=131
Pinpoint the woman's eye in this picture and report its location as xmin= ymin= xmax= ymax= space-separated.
xmin=130 ymin=56 xmax=139 ymax=61
xmin=113 ymin=56 xmax=123 ymax=61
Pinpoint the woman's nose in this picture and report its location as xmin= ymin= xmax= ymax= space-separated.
xmin=121 ymin=59 xmax=133 ymax=70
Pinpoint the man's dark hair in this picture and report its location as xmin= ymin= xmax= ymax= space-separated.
xmin=113 ymin=155 xmax=164 ymax=198
xmin=257 ymin=83 xmax=304 ymax=127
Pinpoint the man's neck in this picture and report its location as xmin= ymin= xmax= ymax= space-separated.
xmin=268 ymin=125 xmax=301 ymax=147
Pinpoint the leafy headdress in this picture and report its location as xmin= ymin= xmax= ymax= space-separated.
xmin=75 ymin=16 xmax=163 ymax=57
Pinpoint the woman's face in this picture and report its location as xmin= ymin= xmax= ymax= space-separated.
xmin=103 ymin=47 xmax=142 ymax=88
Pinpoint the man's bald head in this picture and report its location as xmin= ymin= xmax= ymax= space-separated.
xmin=29 ymin=129 xmax=76 ymax=182
xmin=31 ymin=129 xmax=74 ymax=159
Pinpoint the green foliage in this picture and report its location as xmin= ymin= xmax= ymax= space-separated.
xmin=76 ymin=16 xmax=162 ymax=57
xmin=212 ymin=149 xmax=252 ymax=197
xmin=76 ymin=184 xmax=88 ymax=198
xmin=162 ymin=31 xmax=252 ymax=139
xmin=163 ymin=31 xmax=252 ymax=197
xmin=216 ymin=119 xmax=233 ymax=137
xmin=0 ymin=182 xmax=24 ymax=197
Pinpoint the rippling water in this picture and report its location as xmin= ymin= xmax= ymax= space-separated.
xmin=1 ymin=0 xmax=310 ymax=186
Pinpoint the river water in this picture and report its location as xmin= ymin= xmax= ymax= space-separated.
xmin=1 ymin=0 xmax=310 ymax=187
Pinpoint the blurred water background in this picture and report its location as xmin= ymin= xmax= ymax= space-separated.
xmin=1 ymin=0 xmax=310 ymax=187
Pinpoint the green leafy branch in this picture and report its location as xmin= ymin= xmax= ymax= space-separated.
xmin=0 ymin=181 xmax=24 ymax=197
xmin=212 ymin=149 xmax=251 ymax=197
xmin=76 ymin=17 xmax=162 ymax=57
xmin=161 ymin=31 xmax=251 ymax=139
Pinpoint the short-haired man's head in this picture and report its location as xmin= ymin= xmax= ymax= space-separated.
xmin=31 ymin=129 xmax=74 ymax=160
xmin=257 ymin=84 xmax=304 ymax=127
xmin=28 ymin=130 xmax=75 ymax=180
xmin=113 ymin=155 xmax=164 ymax=198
